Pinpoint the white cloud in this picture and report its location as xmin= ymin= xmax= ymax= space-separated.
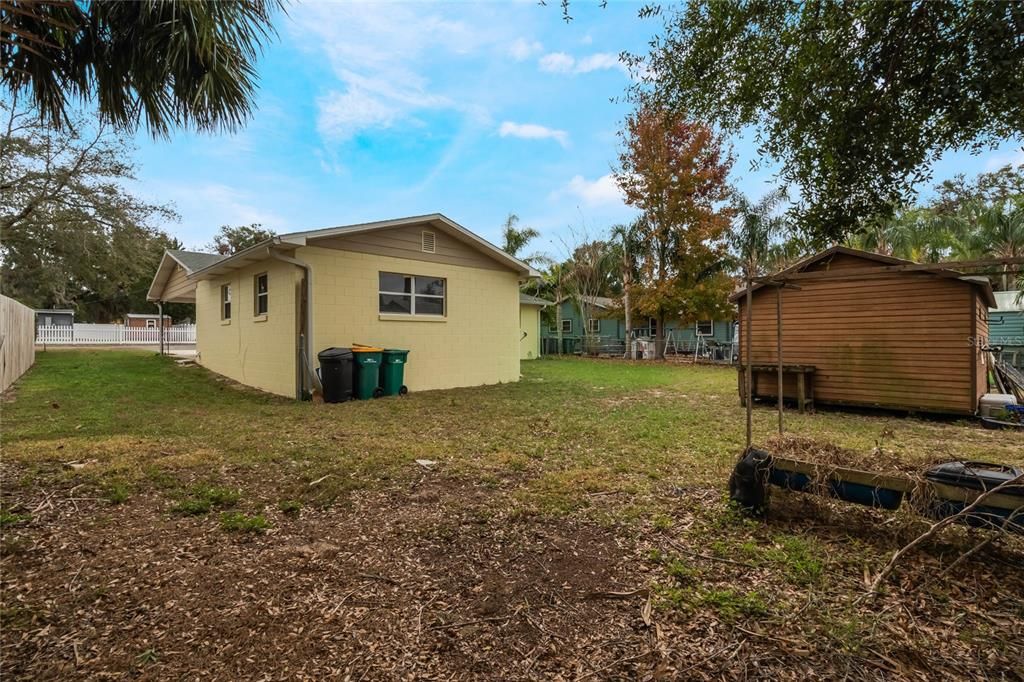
xmin=509 ymin=37 xmax=543 ymax=61
xmin=553 ymin=174 xmax=625 ymax=206
xmin=539 ymin=52 xmax=576 ymax=74
xmin=498 ymin=121 xmax=569 ymax=147
xmin=538 ymin=51 xmax=626 ymax=76
xmin=576 ymin=53 xmax=622 ymax=73
xmin=985 ymin=148 xmax=1024 ymax=171
xmin=290 ymin=3 xmax=490 ymax=141
xmin=317 ymin=89 xmax=399 ymax=140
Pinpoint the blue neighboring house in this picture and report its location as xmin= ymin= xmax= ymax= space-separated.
xmin=540 ymin=296 xmax=736 ymax=358
xmin=989 ymin=290 xmax=1023 ymax=369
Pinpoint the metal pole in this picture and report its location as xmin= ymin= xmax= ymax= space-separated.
xmin=158 ymin=301 xmax=164 ymax=355
xmin=744 ymin=267 xmax=753 ymax=451
xmin=776 ymin=285 xmax=784 ymax=435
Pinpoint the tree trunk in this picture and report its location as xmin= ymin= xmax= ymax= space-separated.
xmin=656 ymin=311 xmax=666 ymax=360
xmin=744 ymin=267 xmax=753 ymax=450
xmin=555 ymin=293 xmax=563 ymax=356
xmin=622 ymin=269 xmax=632 ymax=358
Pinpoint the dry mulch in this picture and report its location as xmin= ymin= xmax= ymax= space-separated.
xmin=3 ymin=468 xmax=1023 ymax=681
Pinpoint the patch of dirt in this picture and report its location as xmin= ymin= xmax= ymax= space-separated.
xmin=0 ymin=477 xmax=658 ymax=680
xmin=2 ymin=471 xmax=1022 ymax=680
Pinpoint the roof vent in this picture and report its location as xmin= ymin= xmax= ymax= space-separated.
xmin=421 ymin=230 xmax=436 ymax=254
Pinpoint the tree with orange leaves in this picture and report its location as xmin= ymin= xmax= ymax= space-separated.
xmin=615 ymin=106 xmax=735 ymax=359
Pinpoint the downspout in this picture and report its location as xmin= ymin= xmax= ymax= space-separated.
xmin=269 ymin=248 xmax=320 ymax=400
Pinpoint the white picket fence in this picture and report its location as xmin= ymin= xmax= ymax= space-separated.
xmin=36 ymin=323 xmax=196 ymax=346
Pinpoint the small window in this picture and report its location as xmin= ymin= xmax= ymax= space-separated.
xmin=587 ymin=318 xmax=600 ymax=333
xmin=254 ymin=273 xmax=268 ymax=316
xmin=561 ymin=319 xmax=572 ymax=334
xmin=221 ymin=284 xmax=232 ymax=320
xmin=146 ymin=319 xmax=157 ymax=328
xmin=379 ymin=272 xmax=446 ymax=316
xmin=421 ymin=231 xmax=436 ymax=254
xmin=696 ymin=320 xmax=714 ymax=336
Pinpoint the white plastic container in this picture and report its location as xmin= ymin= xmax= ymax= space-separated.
xmin=979 ymin=393 xmax=1018 ymax=417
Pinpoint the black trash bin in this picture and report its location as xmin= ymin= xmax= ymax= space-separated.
xmin=317 ymin=347 xmax=354 ymax=403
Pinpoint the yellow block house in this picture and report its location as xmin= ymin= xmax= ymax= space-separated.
xmin=147 ymin=215 xmax=539 ymax=399
xmin=519 ymin=293 xmax=551 ymax=360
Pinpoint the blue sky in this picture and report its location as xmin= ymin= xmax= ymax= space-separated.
xmin=130 ymin=1 xmax=1024 ymax=258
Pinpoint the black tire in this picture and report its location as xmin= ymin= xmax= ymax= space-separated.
xmin=398 ymin=385 xmax=408 ymax=396
xmin=372 ymin=387 xmax=384 ymax=398
xmin=729 ymin=448 xmax=772 ymax=516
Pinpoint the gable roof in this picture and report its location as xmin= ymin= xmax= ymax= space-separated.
xmin=147 ymin=249 xmax=227 ymax=302
xmin=729 ymin=245 xmax=996 ymax=307
xmin=519 ymin=293 xmax=553 ymax=307
xmin=148 ymin=215 xmax=539 ymax=302
xmin=168 ymin=249 xmax=226 ymax=273
xmin=187 ymin=214 xmax=540 ymax=281
xmin=556 ymin=295 xmax=616 ymax=309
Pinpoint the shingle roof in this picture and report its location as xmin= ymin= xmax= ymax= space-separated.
xmin=168 ymin=249 xmax=226 ymax=273
xmin=556 ymin=295 xmax=617 ymax=309
xmin=519 ymin=293 xmax=553 ymax=306
xmin=729 ymin=245 xmax=996 ymax=307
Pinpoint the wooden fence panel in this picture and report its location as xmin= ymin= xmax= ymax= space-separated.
xmin=1 ymin=295 xmax=36 ymax=392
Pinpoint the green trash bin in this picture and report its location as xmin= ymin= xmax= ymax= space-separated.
xmin=351 ymin=346 xmax=384 ymax=399
xmin=380 ymin=349 xmax=410 ymax=396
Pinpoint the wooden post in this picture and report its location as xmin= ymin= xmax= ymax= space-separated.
xmin=744 ymin=268 xmax=753 ymax=451
xmin=776 ymin=284 xmax=784 ymax=435
xmin=158 ymin=301 xmax=164 ymax=356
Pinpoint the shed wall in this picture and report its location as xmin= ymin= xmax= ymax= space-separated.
xmin=738 ymin=274 xmax=979 ymax=413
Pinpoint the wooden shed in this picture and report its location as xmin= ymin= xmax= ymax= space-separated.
xmin=732 ymin=247 xmax=996 ymax=415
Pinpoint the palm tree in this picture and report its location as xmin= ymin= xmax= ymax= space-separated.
xmin=1 ymin=0 xmax=283 ymax=136
xmin=730 ymin=187 xmax=790 ymax=275
xmin=501 ymin=213 xmax=540 ymax=260
xmin=730 ymin=186 xmax=788 ymax=447
xmin=611 ymin=220 xmax=643 ymax=353
xmin=957 ymin=202 xmax=1024 ymax=290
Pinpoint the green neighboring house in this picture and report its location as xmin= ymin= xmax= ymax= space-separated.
xmin=989 ymin=290 xmax=1024 ymax=369
xmin=540 ymin=295 xmax=736 ymax=358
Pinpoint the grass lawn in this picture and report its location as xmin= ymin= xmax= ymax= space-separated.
xmin=2 ymin=350 xmax=1022 ymax=679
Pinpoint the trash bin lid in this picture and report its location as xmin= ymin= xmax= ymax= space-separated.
xmin=318 ymin=347 xmax=353 ymax=360
xmin=924 ymin=461 xmax=1024 ymax=494
xmin=352 ymin=346 xmax=384 ymax=353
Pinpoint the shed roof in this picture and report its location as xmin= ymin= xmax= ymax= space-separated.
xmin=730 ymin=246 xmax=996 ymax=307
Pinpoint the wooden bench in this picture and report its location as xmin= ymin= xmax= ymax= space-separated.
xmin=738 ymin=364 xmax=816 ymax=413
